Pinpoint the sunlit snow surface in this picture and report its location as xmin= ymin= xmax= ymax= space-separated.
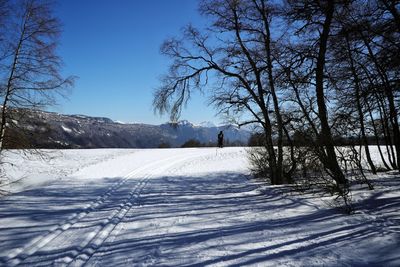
xmin=0 ymin=147 xmax=399 ymax=266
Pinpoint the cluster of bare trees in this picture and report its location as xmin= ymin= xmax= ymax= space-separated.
xmin=0 ymin=0 xmax=73 ymax=154
xmin=154 ymin=0 xmax=399 ymax=207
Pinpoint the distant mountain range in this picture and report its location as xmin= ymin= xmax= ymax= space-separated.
xmin=7 ymin=109 xmax=251 ymax=148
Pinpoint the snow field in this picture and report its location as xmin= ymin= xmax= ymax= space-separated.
xmin=0 ymin=147 xmax=399 ymax=266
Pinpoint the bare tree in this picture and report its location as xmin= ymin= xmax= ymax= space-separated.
xmin=0 ymin=0 xmax=74 ymax=153
xmin=283 ymin=0 xmax=350 ymax=190
xmin=154 ymin=0 xmax=291 ymax=184
xmin=340 ymin=0 xmax=400 ymax=171
xmin=334 ymin=26 xmax=377 ymax=174
xmin=154 ymin=0 xmax=398 ymax=211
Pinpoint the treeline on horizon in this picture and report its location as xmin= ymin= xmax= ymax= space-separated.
xmin=247 ymin=132 xmax=399 ymax=147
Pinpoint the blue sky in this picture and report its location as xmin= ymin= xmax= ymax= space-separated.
xmin=53 ymin=0 xmax=218 ymax=125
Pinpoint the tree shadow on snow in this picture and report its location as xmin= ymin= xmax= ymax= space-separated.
xmin=0 ymin=172 xmax=398 ymax=266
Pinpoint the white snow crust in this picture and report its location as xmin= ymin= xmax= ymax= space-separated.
xmin=0 ymin=147 xmax=399 ymax=266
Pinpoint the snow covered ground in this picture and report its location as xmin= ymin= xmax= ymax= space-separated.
xmin=0 ymin=147 xmax=399 ymax=266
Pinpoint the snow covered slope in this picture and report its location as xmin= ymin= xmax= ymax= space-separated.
xmin=0 ymin=148 xmax=399 ymax=266
xmin=8 ymin=109 xmax=250 ymax=148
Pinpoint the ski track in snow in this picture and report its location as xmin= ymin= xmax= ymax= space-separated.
xmin=0 ymin=147 xmax=399 ymax=266
xmin=64 ymin=152 xmax=206 ymax=267
xmin=2 ymin=149 xmax=202 ymax=266
xmin=5 ymin=156 xmax=170 ymax=266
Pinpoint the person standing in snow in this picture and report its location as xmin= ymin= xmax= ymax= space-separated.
xmin=217 ymin=131 xmax=224 ymax=148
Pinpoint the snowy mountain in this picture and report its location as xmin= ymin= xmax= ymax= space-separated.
xmin=8 ymin=109 xmax=251 ymax=148
xmin=197 ymin=121 xmax=217 ymax=128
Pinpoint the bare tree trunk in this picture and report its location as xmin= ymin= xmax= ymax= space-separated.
xmin=256 ymin=0 xmax=284 ymax=184
xmin=385 ymin=90 xmax=400 ymax=170
xmin=260 ymin=107 xmax=279 ymax=184
xmin=344 ymin=34 xmax=377 ymax=174
xmin=230 ymin=2 xmax=280 ymax=184
xmin=315 ymin=0 xmax=347 ymax=186
xmin=361 ymin=34 xmax=400 ymax=170
xmin=0 ymin=104 xmax=9 ymax=152
xmin=366 ymin=99 xmax=391 ymax=170
xmin=359 ymin=63 xmax=392 ymax=170
xmin=376 ymin=94 xmax=397 ymax=169
xmin=0 ymin=15 xmax=26 ymax=153
xmin=282 ymin=122 xmax=296 ymax=183
xmin=359 ymin=59 xmax=397 ymax=169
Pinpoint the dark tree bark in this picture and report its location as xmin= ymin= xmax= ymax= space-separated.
xmin=344 ymin=33 xmax=377 ymax=174
xmin=366 ymin=99 xmax=391 ymax=170
xmin=358 ymin=31 xmax=400 ymax=170
xmin=376 ymin=91 xmax=397 ymax=169
xmin=314 ymin=0 xmax=347 ymax=185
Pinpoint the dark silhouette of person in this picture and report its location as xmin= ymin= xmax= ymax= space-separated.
xmin=217 ymin=131 xmax=224 ymax=148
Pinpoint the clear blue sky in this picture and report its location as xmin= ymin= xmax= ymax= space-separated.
xmin=53 ymin=0 xmax=219 ymax=125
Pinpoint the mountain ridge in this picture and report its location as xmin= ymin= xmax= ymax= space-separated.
xmin=7 ymin=109 xmax=251 ymax=149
